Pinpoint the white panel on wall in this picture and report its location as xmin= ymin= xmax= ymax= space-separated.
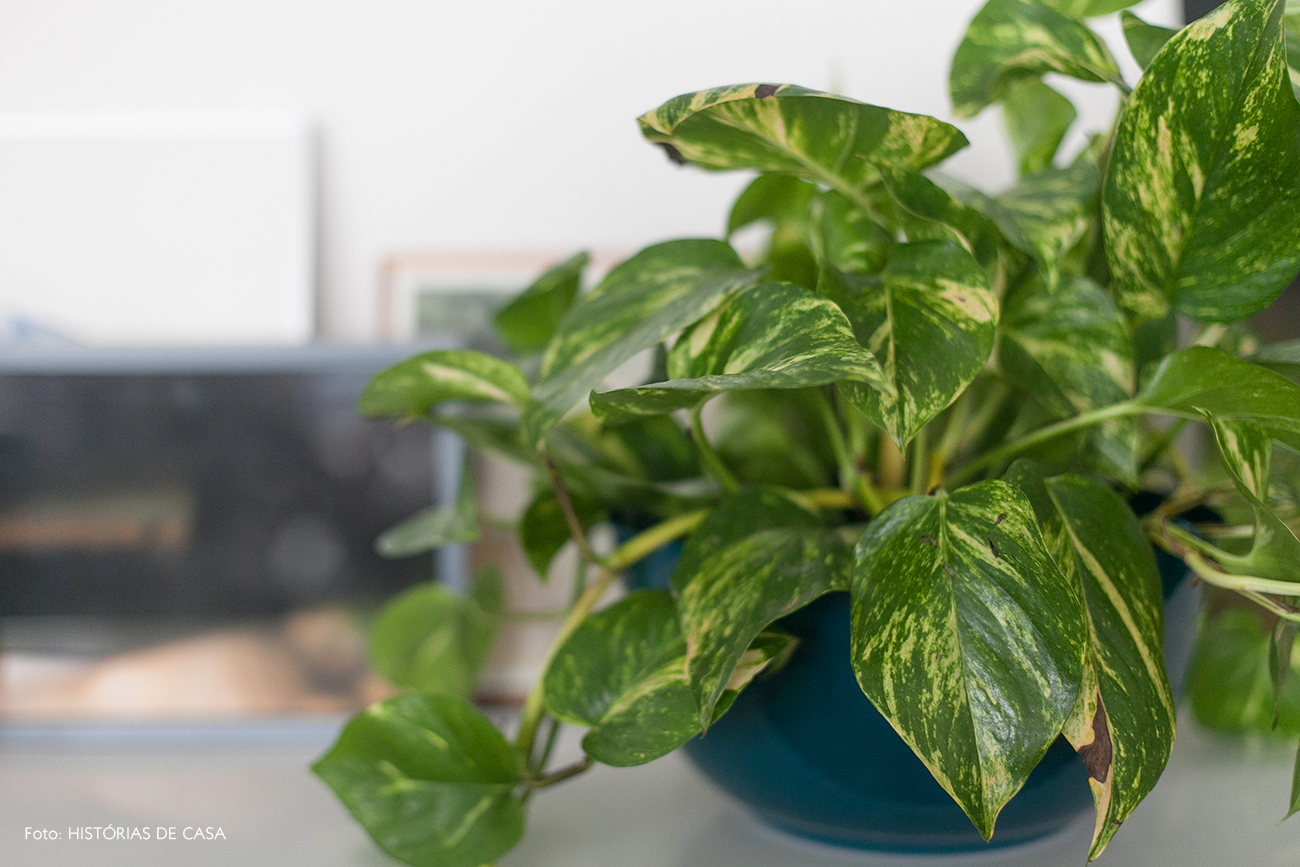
xmin=0 ymin=113 xmax=314 ymax=346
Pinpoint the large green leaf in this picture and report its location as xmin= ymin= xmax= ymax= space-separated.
xmin=375 ymin=461 xmax=478 ymax=558
xmin=1137 ymin=347 xmax=1300 ymax=450
xmin=1120 ymin=11 xmax=1178 ymax=71
xmin=590 ymin=282 xmax=888 ymax=424
xmin=1286 ymin=6 xmax=1300 ymax=100
xmin=368 ymin=570 xmax=501 ymax=698
xmin=1005 ymin=463 xmax=1173 ymax=860
xmin=543 ymin=590 xmax=795 ymax=766
xmin=359 ymin=350 xmax=530 ymax=418
xmin=493 ymin=252 xmax=587 ymax=355
xmin=950 ymin=0 xmax=1124 ymax=118
xmin=638 ymin=84 xmax=967 ymax=207
xmin=1001 ymin=78 xmax=1077 ymax=177
xmin=714 ymin=389 xmax=839 ymax=489
xmin=1189 ymin=609 xmax=1300 ymax=736
xmin=850 ymin=480 xmax=1087 ymax=841
xmin=672 ymin=490 xmax=850 ymax=728
xmin=1103 ymin=0 xmax=1300 ymax=321
xmin=518 ymin=488 xmax=606 ymax=579
xmin=527 ymin=240 xmax=758 ymax=443
xmin=312 ymin=694 xmax=524 ymax=867
xmin=834 ymin=240 xmax=998 ymax=448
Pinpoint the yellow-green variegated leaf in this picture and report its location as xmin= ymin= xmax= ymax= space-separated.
xmin=638 ymin=84 xmax=968 ymax=206
xmin=1103 ymin=0 xmax=1300 ymax=322
xmin=1121 ymin=11 xmax=1178 ymax=71
xmin=359 ymin=350 xmax=530 ymax=418
xmin=950 ymin=0 xmax=1124 ymax=118
xmin=807 ymin=190 xmax=892 ymax=276
xmin=1001 ymin=78 xmax=1078 ymax=177
xmin=835 ymin=240 xmax=998 ymax=448
xmin=1005 ymin=463 xmax=1174 ymax=860
xmin=672 ymin=490 xmax=851 ymax=729
xmin=589 ymin=282 xmax=889 ymax=424
xmin=1286 ymin=8 xmax=1300 ymax=100
xmin=850 ymin=480 xmax=1087 ymax=841
xmin=375 ymin=460 xmax=479 ymax=557
xmin=543 ymin=590 xmax=795 ymax=766
xmin=526 ymin=240 xmax=759 ymax=443
xmin=1042 ymin=0 xmax=1143 ymax=17
xmin=876 ymin=166 xmax=1001 ymax=269
xmin=493 ymin=251 xmax=587 ymax=355
xmin=312 ymin=694 xmax=523 ymax=867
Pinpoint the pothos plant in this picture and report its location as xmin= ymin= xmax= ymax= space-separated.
xmin=313 ymin=0 xmax=1300 ymax=863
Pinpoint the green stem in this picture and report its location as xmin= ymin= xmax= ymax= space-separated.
xmin=909 ymin=426 xmax=930 ymax=496
xmin=605 ymin=509 xmax=708 ymax=572
xmin=815 ymin=389 xmax=856 ymax=495
xmin=543 ymin=452 xmax=606 ymax=567
xmin=524 ymin=756 xmax=594 ymax=790
xmin=690 ymin=404 xmax=741 ymax=495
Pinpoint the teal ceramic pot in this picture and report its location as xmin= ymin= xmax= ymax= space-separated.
xmin=677 ymin=549 xmax=1196 ymax=852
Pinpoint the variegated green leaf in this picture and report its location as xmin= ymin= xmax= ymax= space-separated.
xmin=1137 ymin=347 xmax=1300 ymax=451
xmin=527 ymin=240 xmax=759 ymax=443
xmin=638 ymin=84 xmax=967 ymax=208
xmin=672 ymin=490 xmax=850 ymax=729
xmin=1121 ymin=11 xmax=1178 ymax=71
xmin=714 ymin=389 xmax=839 ymax=490
xmin=876 ymin=166 xmax=1000 ymax=268
xmin=1005 ymin=463 xmax=1173 ymax=860
xmin=493 ymin=251 xmax=587 ymax=355
xmin=375 ymin=461 xmax=479 ymax=557
xmin=1001 ymin=78 xmax=1077 ymax=177
xmin=1286 ymin=6 xmax=1300 ymax=100
xmin=950 ymin=0 xmax=1124 ymax=118
xmin=807 ymin=190 xmax=892 ymax=276
xmin=543 ymin=590 xmax=795 ymax=766
xmin=518 ymin=489 xmax=606 ymax=579
xmin=359 ymin=349 xmax=530 ymax=418
xmin=850 ymin=480 xmax=1087 ymax=841
xmin=312 ymin=694 xmax=524 ymax=867
xmin=1042 ymin=0 xmax=1142 ymax=17
xmin=590 ymin=282 xmax=889 ymax=424
xmin=834 ymin=240 xmax=998 ymax=448
xmin=1103 ymin=0 xmax=1300 ymax=321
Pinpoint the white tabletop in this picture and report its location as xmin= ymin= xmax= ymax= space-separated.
xmin=2 ymin=712 xmax=1298 ymax=867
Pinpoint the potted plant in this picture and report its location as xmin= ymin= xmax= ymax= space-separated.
xmin=312 ymin=0 xmax=1300 ymax=862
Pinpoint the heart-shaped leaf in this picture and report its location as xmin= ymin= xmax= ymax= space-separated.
xmin=1005 ymin=463 xmax=1174 ymax=860
xmin=493 ymin=252 xmax=587 ymax=355
xmin=1001 ymin=78 xmax=1078 ymax=177
xmin=519 ymin=489 xmax=606 ymax=579
xmin=359 ymin=350 xmax=530 ymax=418
xmin=1103 ymin=0 xmax=1300 ymax=321
xmin=850 ymin=480 xmax=1087 ymax=841
xmin=312 ymin=694 xmax=524 ymax=867
xmin=375 ymin=461 xmax=479 ymax=558
xmin=950 ymin=0 xmax=1124 ymax=118
xmin=876 ymin=166 xmax=1001 ymax=268
xmin=672 ymin=490 xmax=851 ymax=728
xmin=590 ymin=282 xmax=888 ymax=424
xmin=1121 ymin=11 xmax=1178 ymax=71
xmin=834 ymin=240 xmax=998 ymax=448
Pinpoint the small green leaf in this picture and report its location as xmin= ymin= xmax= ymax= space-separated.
xmin=1189 ymin=610 xmax=1300 ymax=736
xmin=527 ymin=240 xmax=759 ymax=443
xmin=590 ymin=282 xmax=889 ymax=424
xmin=673 ymin=490 xmax=850 ymax=728
xmin=543 ymin=590 xmax=794 ymax=766
xmin=359 ymin=350 xmax=530 ymax=418
xmin=368 ymin=576 xmax=500 ymax=698
xmin=727 ymin=173 xmax=817 ymax=236
xmin=1103 ymin=0 xmax=1300 ymax=321
xmin=1121 ymin=11 xmax=1178 ymax=71
xmin=834 ymin=240 xmax=998 ymax=448
xmin=1001 ymin=78 xmax=1077 ymax=177
xmin=312 ymin=694 xmax=524 ymax=867
xmin=1042 ymin=0 xmax=1143 ymax=17
xmin=850 ymin=480 xmax=1087 ymax=841
xmin=950 ymin=0 xmax=1124 ymax=118
xmin=493 ymin=252 xmax=587 ymax=355
xmin=375 ymin=461 xmax=479 ymax=558
xmin=518 ymin=489 xmax=606 ymax=579
xmin=875 ymin=166 xmax=1000 ymax=268
xmin=807 ymin=190 xmax=892 ymax=276
xmin=638 ymin=84 xmax=967 ymax=206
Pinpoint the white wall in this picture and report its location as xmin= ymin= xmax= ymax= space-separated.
xmin=0 ymin=0 xmax=1179 ymax=341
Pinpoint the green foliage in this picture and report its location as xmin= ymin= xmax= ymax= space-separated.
xmin=321 ymin=0 xmax=1300 ymax=863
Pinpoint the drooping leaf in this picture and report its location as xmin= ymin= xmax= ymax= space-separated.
xmin=1005 ymin=463 xmax=1174 ymax=860
xmin=493 ymin=252 xmax=587 ymax=355
xmin=375 ymin=461 xmax=479 ymax=558
xmin=1103 ymin=0 xmax=1300 ymax=321
xmin=590 ymin=282 xmax=888 ymax=424
xmin=638 ymin=84 xmax=967 ymax=205
xmin=518 ymin=488 xmax=607 ymax=579
xmin=1188 ymin=609 xmax=1300 ymax=736
xmin=807 ymin=190 xmax=892 ymax=276
xmin=1120 ymin=11 xmax=1178 ymax=71
xmin=950 ymin=0 xmax=1124 ymax=118
xmin=1001 ymin=77 xmax=1078 ymax=177
xmin=672 ymin=490 xmax=851 ymax=728
xmin=834 ymin=240 xmax=998 ymax=448
xmin=1042 ymin=0 xmax=1143 ymax=17
xmin=527 ymin=240 xmax=759 ymax=443
xmin=875 ymin=166 xmax=1000 ymax=268
xmin=850 ymin=480 xmax=1087 ymax=841
xmin=368 ymin=574 xmax=500 ymax=698
xmin=312 ymin=694 xmax=524 ymax=867
xmin=359 ymin=350 xmax=530 ymax=418
xmin=543 ymin=590 xmax=795 ymax=766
